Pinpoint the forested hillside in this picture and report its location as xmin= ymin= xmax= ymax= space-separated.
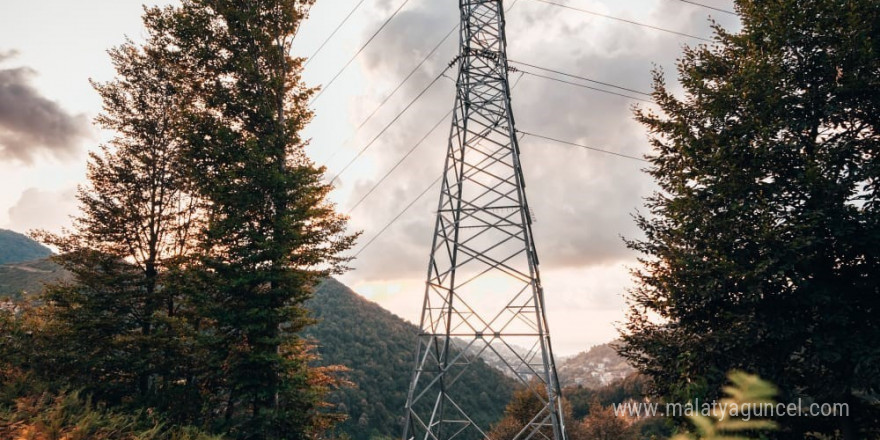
xmin=0 ymin=235 xmax=516 ymax=439
xmin=306 ymin=278 xmax=514 ymax=440
xmin=0 ymin=229 xmax=51 ymax=265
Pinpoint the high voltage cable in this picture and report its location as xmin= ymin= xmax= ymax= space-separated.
xmin=518 ymin=69 xmax=652 ymax=102
xmin=323 ymin=24 xmax=458 ymax=167
xmin=530 ymin=0 xmax=713 ymax=42
xmin=353 ymin=174 xmax=441 ymax=258
xmin=310 ymin=0 xmax=412 ymax=105
xmin=352 ymin=125 xmax=647 ymax=258
xmin=676 ymin=0 xmax=736 ymax=15
xmin=331 ymin=0 xmax=532 ymax=184
xmin=354 ymin=25 xmax=456 ymax=132
xmin=333 ymin=58 xmax=652 ymax=183
xmin=347 ymin=108 xmax=451 ymax=213
xmin=330 ymin=68 xmax=451 ymax=183
xmin=509 ymin=60 xmax=651 ymax=96
xmin=323 ymin=0 xmax=524 ymax=167
xmin=349 ymin=82 xmax=522 ymax=258
xmin=303 ymin=0 xmax=367 ymax=69
xmin=348 ymin=72 xmax=527 ymax=214
xmin=517 ymin=130 xmax=649 ymax=162
xmin=352 ymin=132 xmax=527 ymax=258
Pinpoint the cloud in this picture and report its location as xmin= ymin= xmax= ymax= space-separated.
xmin=0 ymin=51 xmax=90 ymax=164
xmin=6 ymin=187 xmax=77 ymax=234
xmin=334 ymin=0 xmax=740 ymax=281
xmin=0 ymin=50 xmax=19 ymax=63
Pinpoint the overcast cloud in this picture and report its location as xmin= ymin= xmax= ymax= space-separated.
xmin=0 ymin=50 xmax=90 ymax=164
xmin=333 ymin=0 xmax=740 ymax=282
xmin=6 ymin=187 xmax=77 ymax=234
xmin=0 ymin=0 xmax=740 ymax=353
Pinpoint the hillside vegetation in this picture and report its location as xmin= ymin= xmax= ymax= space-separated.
xmin=0 ymin=229 xmax=51 ymax=265
xmin=306 ymin=278 xmax=514 ymax=440
xmin=0 ymin=233 xmax=515 ymax=440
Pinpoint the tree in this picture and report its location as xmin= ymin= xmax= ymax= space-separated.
xmin=579 ymin=399 xmax=632 ymax=440
xmin=489 ymin=381 xmax=585 ymax=440
xmin=620 ymin=1 xmax=880 ymax=439
xmin=32 ymin=34 xmax=202 ymax=416
xmin=145 ymin=1 xmax=357 ymax=437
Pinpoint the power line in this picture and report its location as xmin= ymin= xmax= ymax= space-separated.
xmin=517 ymin=130 xmax=649 ymax=162
xmin=349 ymin=120 xmax=649 ymax=262
xmin=676 ymin=0 xmax=736 ymax=16
xmin=355 ymin=26 xmax=456 ymax=133
xmin=310 ymin=0 xmax=412 ymax=105
xmin=303 ymin=0 xmax=367 ymax=69
xmin=518 ymin=69 xmax=652 ymax=102
xmin=330 ymin=68 xmax=450 ymax=183
xmin=351 ymin=82 xmax=527 ymax=258
xmin=323 ymin=23 xmax=458 ymax=167
xmin=353 ymin=174 xmax=440 ymax=258
xmin=509 ymin=60 xmax=651 ymax=96
xmin=347 ymin=72 xmax=525 ymax=213
xmin=348 ymin=109 xmax=452 ymax=213
xmin=324 ymin=0 xmax=525 ymax=166
xmin=353 ymin=131 xmax=525 ymax=258
xmin=350 ymin=130 xmax=648 ymax=258
xmin=354 ymin=119 xmax=653 ymax=259
xmin=530 ymin=0 xmax=713 ymax=42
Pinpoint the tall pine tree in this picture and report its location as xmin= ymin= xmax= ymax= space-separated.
xmin=620 ymin=1 xmax=880 ymax=438
xmin=147 ymin=1 xmax=357 ymax=437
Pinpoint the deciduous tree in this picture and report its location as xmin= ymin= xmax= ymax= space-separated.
xmin=33 ymin=34 xmax=202 ymax=417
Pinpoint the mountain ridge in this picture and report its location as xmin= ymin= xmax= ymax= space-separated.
xmin=0 ymin=229 xmax=52 ymax=265
xmin=306 ymin=278 xmax=514 ymax=440
xmin=0 ymin=231 xmax=634 ymax=437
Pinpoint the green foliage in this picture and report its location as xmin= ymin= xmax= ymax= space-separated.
xmin=621 ymin=1 xmax=880 ymax=438
xmin=139 ymin=0 xmax=357 ymax=436
xmin=305 ymin=279 xmax=513 ymax=440
xmin=0 ymin=390 xmax=223 ymax=440
xmin=488 ymin=380 xmax=584 ymax=440
xmin=8 ymin=1 xmax=355 ymax=438
xmin=0 ymin=229 xmax=51 ymax=265
xmin=566 ymin=373 xmax=650 ymax=420
xmin=672 ymin=371 xmax=777 ymax=440
xmin=28 ymin=25 xmax=205 ymax=420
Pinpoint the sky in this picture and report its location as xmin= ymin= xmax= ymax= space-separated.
xmin=0 ymin=0 xmax=740 ymax=355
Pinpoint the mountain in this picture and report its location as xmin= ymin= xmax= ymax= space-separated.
xmin=306 ymin=279 xmax=514 ymax=440
xmin=0 ymin=258 xmax=68 ymax=300
xmin=0 ymin=229 xmax=51 ymax=265
xmin=0 ymin=235 xmax=515 ymax=440
xmin=556 ymin=342 xmax=636 ymax=389
xmin=0 ymin=229 xmax=64 ymax=301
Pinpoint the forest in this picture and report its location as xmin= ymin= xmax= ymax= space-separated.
xmin=0 ymin=0 xmax=878 ymax=439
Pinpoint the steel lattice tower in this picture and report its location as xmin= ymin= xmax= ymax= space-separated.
xmin=402 ymin=1 xmax=566 ymax=439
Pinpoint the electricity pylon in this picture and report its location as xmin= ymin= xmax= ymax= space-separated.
xmin=402 ymin=1 xmax=566 ymax=439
